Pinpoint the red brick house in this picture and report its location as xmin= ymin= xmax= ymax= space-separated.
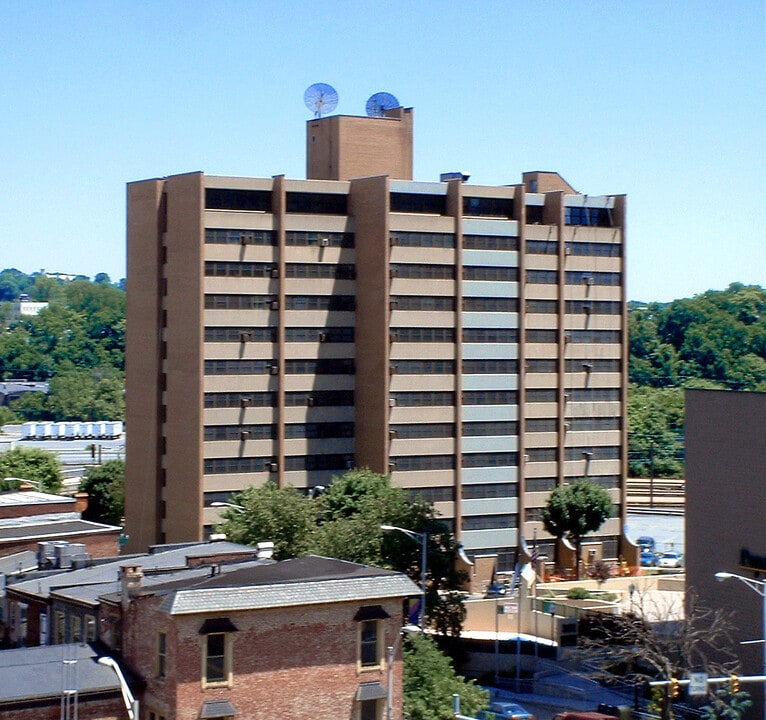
xmin=110 ymin=555 xmax=418 ymax=720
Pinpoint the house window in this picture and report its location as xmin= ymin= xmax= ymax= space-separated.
xmin=204 ymin=633 xmax=229 ymax=685
xmin=54 ymin=611 xmax=65 ymax=644
xmin=71 ymin=615 xmax=82 ymax=643
xmin=359 ymin=698 xmax=382 ymax=720
xmin=85 ymin=614 xmax=96 ymax=642
xmin=157 ymin=631 xmax=167 ymax=678
xmin=359 ymin=620 xmax=382 ymax=669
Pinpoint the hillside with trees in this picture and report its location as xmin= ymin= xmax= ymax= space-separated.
xmin=628 ymin=283 xmax=766 ymax=477
xmin=0 ymin=268 xmax=125 ymax=423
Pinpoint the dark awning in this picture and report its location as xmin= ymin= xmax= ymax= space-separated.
xmin=198 ymin=618 xmax=239 ymax=634
xmin=353 ymin=605 xmax=390 ymax=622
xmin=356 ymin=682 xmax=388 ymax=701
xmin=200 ymin=699 xmax=238 ymax=717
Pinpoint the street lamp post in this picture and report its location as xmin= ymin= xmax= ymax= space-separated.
xmin=98 ymin=656 xmax=139 ymax=720
xmin=381 ymin=525 xmax=427 ymax=630
xmin=715 ymin=571 xmax=766 ymax=720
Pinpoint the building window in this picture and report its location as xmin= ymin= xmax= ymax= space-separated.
xmin=463 ymin=328 xmax=518 ymax=344
xmin=70 ymin=615 xmax=82 ymax=643
xmin=390 ymin=231 xmax=454 ymax=247
xmin=463 ymin=196 xmax=513 ymax=218
xmin=286 ymin=192 xmax=347 ymax=214
xmin=358 ymin=620 xmax=382 ymax=669
xmin=463 ymin=234 xmax=518 ymax=251
xmin=390 ymin=192 xmax=446 ymax=214
xmin=463 ymin=266 xmax=518 ymax=282
xmin=359 ymin=698 xmax=383 ymax=720
xmin=149 ymin=712 xmax=167 ymax=720
xmin=85 ymin=614 xmax=96 ymax=642
xmin=463 ymin=297 xmax=518 ymax=313
xmin=157 ymin=631 xmax=167 ymax=678
xmin=54 ymin=611 xmax=65 ymax=644
xmin=205 ymin=188 xmax=272 ymax=212
xmin=391 ymin=295 xmax=455 ymax=311
xmin=203 ymin=633 xmax=230 ymax=686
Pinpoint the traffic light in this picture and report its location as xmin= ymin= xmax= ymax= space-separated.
xmin=730 ymin=674 xmax=740 ymax=693
xmin=669 ymin=677 xmax=680 ymax=698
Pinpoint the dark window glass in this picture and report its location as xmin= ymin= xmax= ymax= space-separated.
xmin=463 ymin=297 xmax=518 ymax=313
xmin=565 ymin=359 xmax=621 ymax=373
xmin=392 ymin=327 xmax=455 ymax=342
xmin=286 ymin=295 xmax=356 ymax=311
xmin=462 ymin=421 xmax=518 ymax=436
xmin=204 ymin=360 xmax=271 ymax=375
xmin=284 ymin=454 xmax=353 ymax=471
xmin=566 ymin=329 xmax=621 ymax=343
xmin=392 ymin=360 xmax=455 ymax=374
xmin=567 ymin=417 xmax=621 ymax=431
xmin=205 ymin=633 xmax=226 ymax=682
xmin=525 ymin=418 xmax=557 ymax=433
xmin=391 ymin=455 xmax=455 ymax=471
xmin=391 ymin=296 xmax=455 ymax=311
xmin=462 ymin=390 xmax=517 ymax=405
xmin=284 ymin=422 xmax=355 ymax=439
xmin=565 ymin=446 xmax=621 ymax=461
xmin=566 ymin=299 xmax=622 ymax=315
xmin=463 ymin=235 xmax=518 ymax=251
xmin=526 ymin=359 xmax=557 ymax=373
xmin=527 ymin=448 xmax=559 ymax=462
xmin=204 ymin=424 xmax=276 ymax=441
xmin=409 ymin=487 xmax=455 ymax=503
xmin=286 ymin=390 xmax=354 ymax=406
xmin=526 ymin=299 xmax=557 ymax=313
xmin=286 ymin=192 xmax=347 ymax=214
xmin=285 ymin=358 xmax=355 ymax=374
xmin=391 ymin=392 xmax=455 ymax=407
xmin=205 ymin=261 xmax=274 ymax=278
xmin=205 ymin=229 xmax=276 ymax=245
xmin=391 ymin=423 xmax=455 ymax=439
xmin=390 ymin=264 xmax=455 ymax=280
xmin=567 ymin=241 xmax=621 ymax=257
xmin=463 ymin=267 xmax=518 ymax=282
xmin=204 ymin=392 xmax=276 ymax=408
xmin=463 ymin=328 xmax=518 ymax=343
xmin=525 ymin=477 xmax=556 ymax=493
xmin=526 ymin=389 xmax=557 ymax=403
xmin=565 ymin=271 xmax=621 ymax=286
xmin=564 ymin=206 xmax=613 ymax=227
xmin=462 ymin=359 xmax=518 ymax=374
xmin=526 ymin=239 xmax=559 ymax=254
xmin=462 ymin=483 xmax=517 ymax=500
xmin=462 ymin=514 xmax=517 ymax=531
xmin=390 ymin=231 xmax=454 ymax=247
xmin=286 ymin=263 xmax=356 ymax=279
xmin=285 ymin=231 xmax=354 ymax=247
xmin=205 ymin=188 xmax=271 ymax=212
xmin=205 ymin=327 xmax=276 ymax=342
xmin=526 ymin=205 xmax=544 ymax=224
xmin=526 ymin=329 xmax=557 ymax=343
xmin=205 ymin=295 xmax=275 ymax=310
xmin=390 ymin=192 xmax=446 ymax=214
xmin=284 ymin=327 xmax=354 ymax=342
xmin=462 ymin=452 xmax=518 ymax=468
xmin=567 ymin=388 xmax=621 ymax=402
xmin=526 ymin=269 xmax=558 ymax=284
xmin=463 ymin=196 xmax=514 ymax=218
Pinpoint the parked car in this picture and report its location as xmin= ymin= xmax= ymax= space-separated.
xmin=479 ymin=702 xmax=535 ymax=720
xmin=640 ymin=548 xmax=657 ymax=567
xmin=486 ymin=582 xmax=507 ymax=598
xmin=636 ymin=536 xmax=655 ymax=551
xmin=657 ymin=551 xmax=683 ymax=568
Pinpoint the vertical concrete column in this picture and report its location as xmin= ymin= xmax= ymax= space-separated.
xmin=272 ymin=176 xmax=286 ymax=488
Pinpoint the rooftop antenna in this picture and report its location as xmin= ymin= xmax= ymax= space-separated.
xmin=304 ymin=83 xmax=339 ymax=118
xmin=365 ymin=91 xmax=400 ymax=117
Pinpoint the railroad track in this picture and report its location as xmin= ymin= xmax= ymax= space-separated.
xmin=626 ymin=477 xmax=685 ymax=511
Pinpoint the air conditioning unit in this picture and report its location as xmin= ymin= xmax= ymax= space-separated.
xmin=239 ymin=330 xmax=253 ymax=342
xmin=388 ymin=429 xmax=398 ymax=439
xmin=565 ymin=246 xmax=572 ymax=255
xmin=582 ymin=362 xmax=593 ymax=372
xmin=240 ymin=397 xmax=252 ymax=408
xmin=307 ymin=397 xmax=316 ymax=407
xmin=270 ymin=364 xmax=279 ymax=375
xmin=582 ymin=451 xmax=593 ymax=460
xmin=389 ymin=365 xmax=398 ymax=374
xmin=319 ymin=237 xmax=330 ymax=247
xmin=239 ymin=430 xmax=251 ymax=440
xmin=270 ymin=267 xmax=279 ymax=278
xmin=389 ymin=267 xmax=398 ymax=278
xmin=583 ymin=276 xmax=594 ymax=286
xmin=268 ymin=462 xmax=278 ymax=472
xmin=582 ymin=303 xmax=591 ymax=313
xmin=240 ymin=234 xmax=250 ymax=245
xmin=389 ymin=397 xmax=397 ymax=407
xmin=564 ymin=422 xmax=571 ymax=431
xmin=270 ymin=300 xmax=279 ymax=310
xmin=345 ymin=459 xmax=354 ymax=469
xmin=318 ymin=331 xmax=327 ymax=342
xmin=388 ymin=461 xmax=397 ymax=471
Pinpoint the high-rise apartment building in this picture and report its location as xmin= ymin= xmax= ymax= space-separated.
xmin=125 ymin=107 xmax=628 ymax=568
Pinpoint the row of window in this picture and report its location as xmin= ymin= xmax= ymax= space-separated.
xmin=527 ymin=270 xmax=621 ymax=286
xmin=526 ymin=388 xmax=621 ymax=402
xmin=527 ymin=299 xmax=622 ymax=315
xmin=525 ymin=476 xmax=622 ymax=493
xmin=526 ymin=416 xmax=621 ymax=432
xmin=204 ymin=358 xmax=356 ymax=375
xmin=462 ymin=514 xmax=517 ymax=531
xmin=204 ymin=454 xmax=354 ymax=474
xmin=526 ymin=329 xmax=621 ymax=343
xmin=526 ymin=240 xmax=621 ymax=256
xmin=205 ymin=261 xmax=356 ymax=279
xmin=204 ymin=391 xmax=354 ymax=408
xmin=205 ymin=422 xmax=355 ymax=441
xmin=526 ymin=446 xmax=622 ymax=463
xmin=205 ymin=294 xmax=357 ymax=310
xmin=206 ymin=327 xmax=355 ymax=343
xmin=390 ymin=265 xmax=520 ymax=282
xmin=564 ymin=206 xmax=613 ymax=227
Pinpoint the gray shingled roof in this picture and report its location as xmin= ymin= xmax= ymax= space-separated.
xmin=0 ymin=518 xmax=120 ymax=541
xmin=156 ymin=556 xmax=420 ymax=615
xmin=8 ymin=541 xmax=257 ymax=601
xmin=0 ymin=644 xmax=121 ymax=704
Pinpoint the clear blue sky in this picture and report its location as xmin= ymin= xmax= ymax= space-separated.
xmin=1 ymin=1 xmax=763 ymax=302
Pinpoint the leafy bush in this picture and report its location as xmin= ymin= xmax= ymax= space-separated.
xmin=566 ymin=587 xmax=591 ymax=600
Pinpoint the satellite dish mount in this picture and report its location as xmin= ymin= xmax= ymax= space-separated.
xmin=304 ymin=83 xmax=339 ymax=118
xmin=365 ymin=91 xmax=400 ymax=118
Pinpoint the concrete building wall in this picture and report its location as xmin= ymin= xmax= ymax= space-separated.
xmin=686 ymin=389 xmax=766 ymax=710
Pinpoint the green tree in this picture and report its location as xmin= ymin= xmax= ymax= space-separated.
xmin=542 ymin=479 xmax=612 ymax=578
xmin=80 ymin=459 xmax=125 ymax=525
xmin=403 ymin=634 xmax=488 ymax=720
xmin=0 ymin=406 xmax=21 ymax=426
xmin=700 ymin=686 xmax=752 ymax=720
xmin=627 ymin=384 xmax=684 ymax=478
xmin=218 ymin=482 xmax=317 ymax=560
xmin=0 ymin=446 xmax=63 ymax=493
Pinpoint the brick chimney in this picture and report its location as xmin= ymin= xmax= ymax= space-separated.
xmin=119 ymin=564 xmax=143 ymax=611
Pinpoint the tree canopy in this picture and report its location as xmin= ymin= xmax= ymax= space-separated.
xmin=541 ymin=478 xmax=612 ymax=578
xmin=216 ymin=469 xmax=466 ymax=629
xmin=403 ymin=634 xmax=488 ymax=720
xmin=0 ymin=446 xmax=63 ymax=493
xmin=79 ymin=459 xmax=125 ymax=526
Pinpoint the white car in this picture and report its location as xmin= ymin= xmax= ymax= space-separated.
xmin=657 ymin=551 xmax=683 ymax=568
